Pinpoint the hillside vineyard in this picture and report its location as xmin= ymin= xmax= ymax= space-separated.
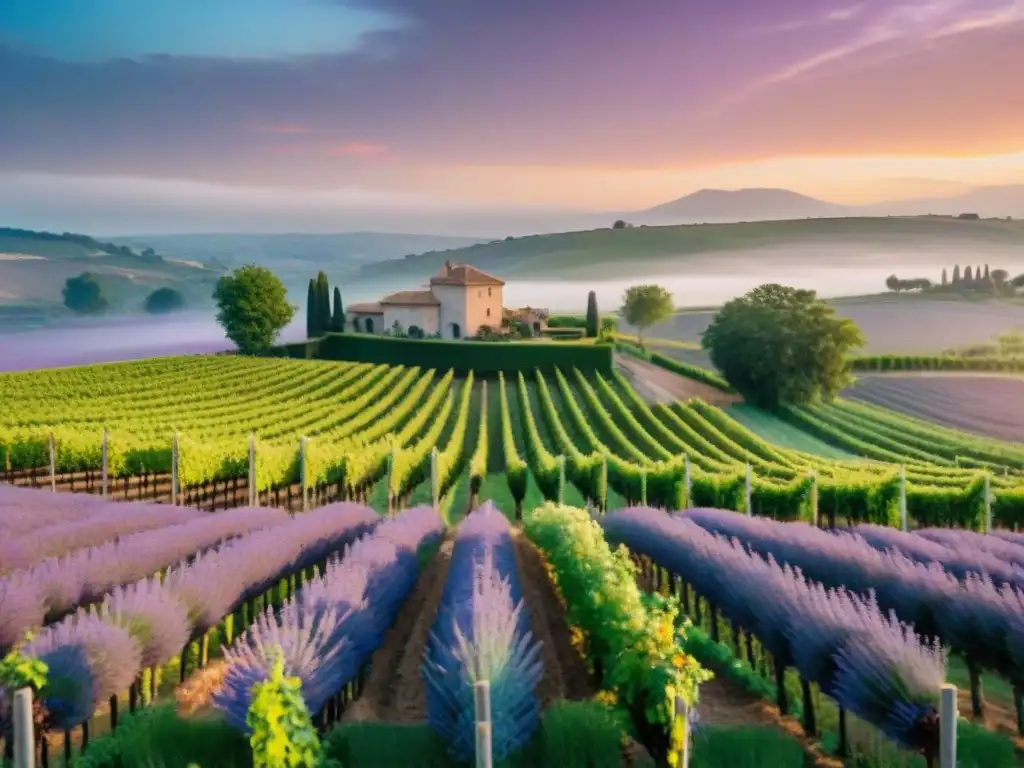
xmin=0 ymin=355 xmax=1022 ymax=529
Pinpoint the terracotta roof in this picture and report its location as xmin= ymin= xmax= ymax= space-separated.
xmin=379 ymin=290 xmax=441 ymax=307
xmin=429 ymin=261 xmax=505 ymax=286
xmin=347 ymin=302 xmax=384 ymax=314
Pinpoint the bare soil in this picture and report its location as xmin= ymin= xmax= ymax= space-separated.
xmin=616 ymin=354 xmax=741 ymax=407
xmin=343 ymin=537 xmax=454 ymax=723
xmin=510 ymin=529 xmax=595 ymax=704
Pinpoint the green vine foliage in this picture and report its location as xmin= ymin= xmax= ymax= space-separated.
xmin=0 ymin=633 xmax=48 ymax=691
xmin=246 ymin=651 xmax=322 ymax=768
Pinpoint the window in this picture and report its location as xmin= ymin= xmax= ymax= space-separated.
xmin=486 ymin=308 xmax=491 ymax=317
xmin=478 ymin=289 xmax=482 ymax=298
xmin=488 ymin=287 xmax=492 ymax=297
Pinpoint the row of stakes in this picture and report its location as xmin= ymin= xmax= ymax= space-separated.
xmin=6 ymin=681 xmax=961 ymax=768
xmin=37 ymin=430 xmax=1000 ymax=532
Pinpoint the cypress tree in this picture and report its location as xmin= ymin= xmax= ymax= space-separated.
xmin=984 ymin=264 xmax=990 ymax=280
xmin=306 ymin=278 xmax=317 ymax=338
xmin=585 ymin=291 xmax=599 ymax=337
xmin=965 ymin=265 xmax=973 ymax=281
xmin=332 ymin=286 xmax=345 ymax=332
xmin=952 ymin=265 xmax=961 ymax=284
xmin=941 ymin=268 xmax=948 ymax=286
xmin=315 ymin=272 xmax=331 ymax=333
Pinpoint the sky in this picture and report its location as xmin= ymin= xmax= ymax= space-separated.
xmin=2 ymin=0 xmax=1024 ymax=234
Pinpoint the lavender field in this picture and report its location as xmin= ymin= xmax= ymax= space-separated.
xmin=845 ymin=374 xmax=1024 ymax=442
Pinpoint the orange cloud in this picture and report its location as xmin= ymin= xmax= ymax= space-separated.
xmin=266 ymin=124 xmax=314 ymax=134
xmin=327 ymin=140 xmax=390 ymax=157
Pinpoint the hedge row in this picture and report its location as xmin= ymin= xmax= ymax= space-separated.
xmin=315 ymin=333 xmax=613 ymax=374
xmin=648 ymin=353 xmax=734 ymax=393
xmin=850 ymin=355 xmax=1024 ymax=372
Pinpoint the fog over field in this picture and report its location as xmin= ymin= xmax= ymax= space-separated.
xmin=1 ymin=244 xmax=1021 ymax=371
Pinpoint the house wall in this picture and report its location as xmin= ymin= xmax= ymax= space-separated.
xmin=464 ymin=284 xmax=503 ymax=337
xmin=347 ymin=311 xmax=383 ymax=334
xmin=431 ymin=284 xmax=469 ymax=340
xmin=382 ymin=305 xmax=440 ymax=336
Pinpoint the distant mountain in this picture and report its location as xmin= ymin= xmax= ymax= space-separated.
xmin=636 ymin=188 xmax=846 ymax=223
xmin=635 ymin=184 xmax=1024 ymax=225
xmin=858 ymin=184 xmax=1024 ymax=219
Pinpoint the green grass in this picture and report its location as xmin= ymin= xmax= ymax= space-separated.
xmin=727 ymin=404 xmax=857 ymax=459
xmin=358 ymin=216 xmax=1024 ymax=281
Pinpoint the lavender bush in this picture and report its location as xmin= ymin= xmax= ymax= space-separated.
xmin=851 ymin=523 xmax=1024 ymax=591
xmin=7 ymin=501 xmax=380 ymax=731
xmin=0 ymin=486 xmax=111 ymax=537
xmin=603 ymin=507 xmax=947 ymax=755
xmin=22 ymin=612 xmax=143 ymax=730
xmin=423 ymin=503 xmax=542 ymax=763
xmin=0 ymin=505 xmax=287 ymax=653
xmin=1 ymin=502 xmax=200 ymax=573
xmin=214 ymin=504 xmax=444 ymax=731
xmin=682 ymin=508 xmax=1024 ymax=710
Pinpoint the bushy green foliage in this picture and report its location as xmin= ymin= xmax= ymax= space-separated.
xmin=620 ymin=285 xmax=674 ymax=345
xmin=702 ymin=284 xmax=864 ymax=408
xmin=72 ymin=705 xmax=251 ymax=768
xmin=247 ymin=652 xmax=322 ymax=768
xmin=214 ymin=265 xmax=296 ymax=354
xmin=62 ymin=272 xmax=109 ymax=315
xmin=523 ymin=503 xmax=712 ymax=766
xmin=0 ymin=635 xmax=48 ymax=691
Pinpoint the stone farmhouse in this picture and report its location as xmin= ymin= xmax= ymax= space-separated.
xmin=346 ymin=261 xmax=506 ymax=340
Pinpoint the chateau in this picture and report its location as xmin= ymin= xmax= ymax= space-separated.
xmin=347 ymin=261 xmax=505 ymax=340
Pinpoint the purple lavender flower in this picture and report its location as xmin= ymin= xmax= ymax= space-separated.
xmin=22 ymin=612 xmax=143 ymax=730
xmin=423 ymin=503 xmax=542 ymax=762
xmin=602 ymin=507 xmax=947 ymax=751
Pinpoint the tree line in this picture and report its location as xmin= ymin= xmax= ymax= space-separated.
xmin=886 ymin=264 xmax=1023 ymax=295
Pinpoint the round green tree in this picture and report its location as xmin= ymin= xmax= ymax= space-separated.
xmin=213 ymin=265 xmax=296 ymax=354
xmin=62 ymin=273 xmax=108 ymax=315
xmin=620 ymin=284 xmax=674 ymax=346
xmin=143 ymin=287 xmax=185 ymax=314
xmin=701 ymin=284 xmax=864 ymax=408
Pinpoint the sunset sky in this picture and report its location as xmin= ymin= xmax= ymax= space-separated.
xmin=2 ymin=0 xmax=1024 ymax=232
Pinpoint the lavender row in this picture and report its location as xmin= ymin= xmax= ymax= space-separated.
xmin=11 ymin=502 xmax=379 ymax=731
xmin=424 ymin=503 xmax=542 ymax=763
xmin=215 ymin=504 xmax=445 ymax=729
xmin=0 ymin=505 xmax=288 ymax=652
xmin=1 ymin=501 xmax=202 ymax=573
xmin=602 ymin=507 xmax=948 ymax=756
xmin=850 ymin=524 xmax=1024 ymax=589
xmin=0 ymin=486 xmax=118 ymax=537
xmin=681 ymin=508 xmax=1024 ymax=711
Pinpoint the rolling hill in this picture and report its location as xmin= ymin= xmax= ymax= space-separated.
xmin=0 ymin=228 xmax=221 ymax=325
xmin=352 ymin=215 xmax=1024 ymax=283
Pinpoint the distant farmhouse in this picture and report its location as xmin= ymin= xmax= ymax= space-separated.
xmin=347 ymin=261 xmax=547 ymax=340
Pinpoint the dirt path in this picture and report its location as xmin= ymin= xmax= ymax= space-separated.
xmin=615 ymin=354 xmax=741 ymax=407
xmin=343 ymin=538 xmax=454 ymax=723
xmin=511 ymin=529 xmax=595 ymax=704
